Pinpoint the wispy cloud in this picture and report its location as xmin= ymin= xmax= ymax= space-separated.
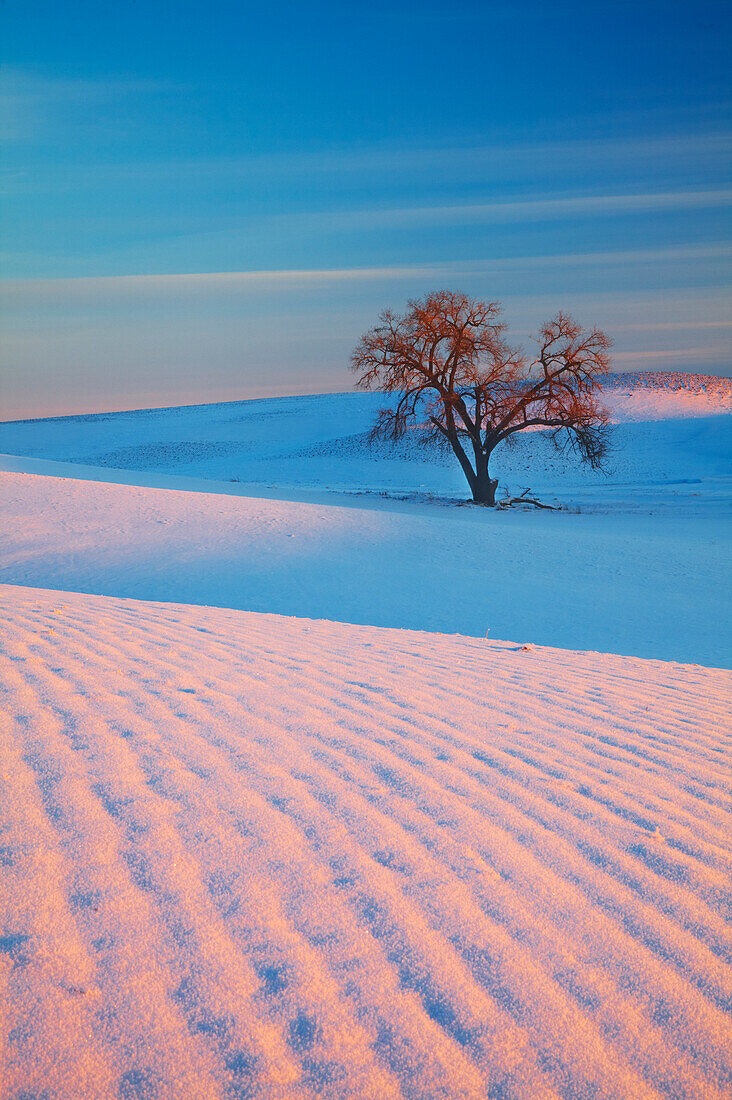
xmin=0 ymin=265 xmax=446 ymax=302
xmin=3 ymin=243 xmax=728 ymax=300
xmin=3 ymin=112 xmax=730 ymax=193
xmin=609 ymin=320 xmax=732 ymax=331
xmin=0 ymin=66 xmax=179 ymax=143
xmin=283 ymin=189 xmax=732 ymax=232
xmin=611 ymin=347 xmax=729 ymax=363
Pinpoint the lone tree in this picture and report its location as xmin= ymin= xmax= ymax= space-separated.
xmin=351 ymin=290 xmax=612 ymax=505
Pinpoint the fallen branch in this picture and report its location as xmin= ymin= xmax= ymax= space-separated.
xmin=496 ymin=487 xmax=559 ymax=510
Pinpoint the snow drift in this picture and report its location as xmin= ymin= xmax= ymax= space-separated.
xmin=1 ymin=585 xmax=730 ymax=1098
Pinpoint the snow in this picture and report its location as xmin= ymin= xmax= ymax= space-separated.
xmin=602 ymin=372 xmax=732 ymax=422
xmin=0 ymin=372 xmax=730 ymax=666
xmin=1 ymin=373 xmax=730 ymax=511
xmin=1 ymin=585 xmax=730 ymax=1099
xmin=0 ymin=373 xmax=730 ymax=1097
xmin=0 ymin=468 xmax=728 ymax=666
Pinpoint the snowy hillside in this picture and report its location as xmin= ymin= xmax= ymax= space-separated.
xmin=0 ymin=466 xmax=728 ymax=665
xmin=1 ymin=373 xmax=730 ymax=511
xmin=0 ymin=373 xmax=730 ymax=1098
xmin=0 ymin=373 xmax=730 ymax=665
xmin=1 ymin=585 xmax=730 ymax=1099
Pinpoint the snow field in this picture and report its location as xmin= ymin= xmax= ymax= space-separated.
xmin=0 ymin=374 xmax=730 ymax=1097
xmin=1 ymin=374 xmax=730 ymax=509
xmin=0 ymin=469 xmax=729 ymax=667
xmin=1 ymin=585 xmax=730 ymax=1098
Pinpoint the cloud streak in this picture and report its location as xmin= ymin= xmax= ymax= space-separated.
xmin=4 ymin=120 xmax=730 ymax=193
xmin=288 ymin=189 xmax=732 ymax=231
xmin=2 ymin=243 xmax=729 ymax=301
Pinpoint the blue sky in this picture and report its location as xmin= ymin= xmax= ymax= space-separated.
xmin=1 ymin=0 xmax=730 ymax=418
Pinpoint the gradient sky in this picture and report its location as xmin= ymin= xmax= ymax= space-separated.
xmin=1 ymin=0 xmax=731 ymax=419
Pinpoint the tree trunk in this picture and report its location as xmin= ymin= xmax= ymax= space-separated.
xmin=471 ymin=450 xmax=498 ymax=505
xmin=471 ymin=472 xmax=498 ymax=505
xmin=445 ymin=431 xmax=481 ymax=501
xmin=446 ymin=432 xmax=498 ymax=504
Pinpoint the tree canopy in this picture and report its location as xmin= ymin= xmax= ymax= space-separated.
xmin=351 ymin=290 xmax=611 ymax=504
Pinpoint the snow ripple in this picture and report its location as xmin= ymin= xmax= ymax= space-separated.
xmin=1 ymin=585 xmax=730 ymax=1098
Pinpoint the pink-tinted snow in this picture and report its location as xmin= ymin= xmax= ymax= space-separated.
xmin=1 ymin=585 xmax=730 ymax=1098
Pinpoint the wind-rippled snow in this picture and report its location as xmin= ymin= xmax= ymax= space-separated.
xmin=1 ymin=585 xmax=730 ymax=1099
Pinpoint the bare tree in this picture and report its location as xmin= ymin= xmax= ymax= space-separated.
xmin=351 ymin=290 xmax=611 ymax=505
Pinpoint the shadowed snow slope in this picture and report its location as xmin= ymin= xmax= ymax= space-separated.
xmin=1 ymin=585 xmax=730 ymax=1099
xmin=0 ymin=469 xmax=729 ymax=666
xmin=1 ymin=374 xmax=730 ymax=510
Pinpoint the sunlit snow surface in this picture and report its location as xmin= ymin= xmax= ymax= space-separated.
xmin=0 ymin=373 xmax=730 ymax=1097
xmin=2 ymin=585 xmax=730 ymax=1099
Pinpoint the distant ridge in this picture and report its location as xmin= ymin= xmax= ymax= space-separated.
xmin=602 ymin=371 xmax=732 ymax=395
xmin=2 ymin=372 xmax=731 ymax=427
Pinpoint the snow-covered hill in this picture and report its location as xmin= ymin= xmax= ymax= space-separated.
xmin=0 ymin=374 xmax=730 ymax=1098
xmin=0 ymin=374 xmax=730 ymax=665
xmin=1 ymin=373 xmax=730 ymax=511
xmin=1 ymin=584 xmax=730 ymax=1099
xmin=0 ymin=466 xmax=728 ymax=665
